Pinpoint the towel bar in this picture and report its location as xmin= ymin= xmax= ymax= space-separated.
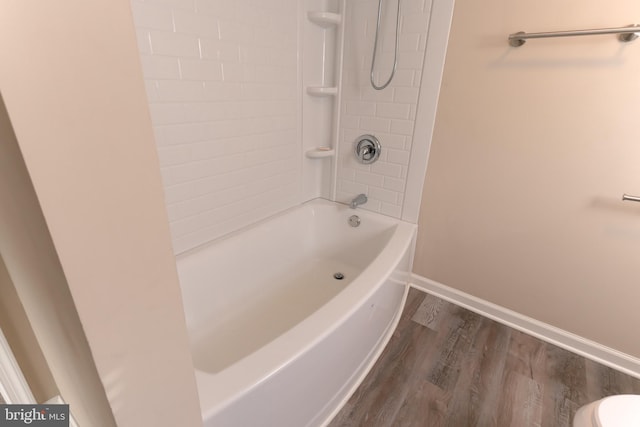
xmin=509 ymin=24 xmax=640 ymax=47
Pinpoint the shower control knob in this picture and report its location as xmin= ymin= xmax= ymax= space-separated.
xmin=355 ymin=135 xmax=381 ymax=164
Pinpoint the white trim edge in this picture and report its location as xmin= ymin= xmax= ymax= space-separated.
xmin=410 ymin=273 xmax=640 ymax=380
xmin=0 ymin=327 xmax=35 ymax=404
xmin=402 ymin=0 xmax=456 ymax=224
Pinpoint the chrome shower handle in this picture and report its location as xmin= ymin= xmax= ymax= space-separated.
xmin=622 ymin=194 xmax=640 ymax=202
xmin=359 ymin=145 xmax=372 ymax=157
xmin=354 ymin=135 xmax=381 ymax=164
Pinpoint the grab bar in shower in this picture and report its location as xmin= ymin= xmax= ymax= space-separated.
xmin=622 ymin=194 xmax=640 ymax=203
xmin=508 ymin=24 xmax=640 ymax=47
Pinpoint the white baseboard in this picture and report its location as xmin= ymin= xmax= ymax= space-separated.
xmin=410 ymin=274 xmax=640 ymax=380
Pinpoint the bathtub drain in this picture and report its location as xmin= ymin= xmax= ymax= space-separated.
xmin=333 ymin=272 xmax=345 ymax=280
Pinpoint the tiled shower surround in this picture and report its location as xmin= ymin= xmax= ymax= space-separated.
xmin=131 ymin=0 xmax=432 ymax=253
xmin=132 ymin=0 xmax=300 ymax=253
xmin=337 ymin=0 xmax=432 ymax=218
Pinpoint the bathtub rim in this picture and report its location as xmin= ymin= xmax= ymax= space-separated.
xmin=186 ymin=199 xmax=417 ymax=420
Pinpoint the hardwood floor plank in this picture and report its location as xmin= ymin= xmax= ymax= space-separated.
xmin=546 ymin=345 xmax=588 ymax=403
xmin=541 ymin=393 xmax=578 ymax=427
xmin=426 ymin=307 xmax=484 ymax=392
xmin=441 ymin=315 xmax=492 ymax=426
xmin=411 ymin=293 xmax=448 ymax=330
xmin=471 ymin=321 xmax=512 ymax=427
xmin=400 ymin=287 xmax=428 ymax=328
xmin=331 ymin=289 xmax=640 ymax=427
xmin=395 ymin=381 xmax=451 ymax=427
xmin=506 ymin=330 xmax=547 ymax=381
xmin=519 ymin=373 xmax=544 ymax=427
xmin=496 ymin=330 xmax=546 ymax=426
xmin=542 ymin=345 xmax=587 ymax=426
xmin=584 ymin=358 xmax=640 ymax=400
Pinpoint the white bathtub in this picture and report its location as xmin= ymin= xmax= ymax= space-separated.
xmin=177 ymin=198 xmax=416 ymax=427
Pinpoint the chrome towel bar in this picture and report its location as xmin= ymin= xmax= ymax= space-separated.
xmin=622 ymin=194 xmax=640 ymax=203
xmin=508 ymin=24 xmax=640 ymax=47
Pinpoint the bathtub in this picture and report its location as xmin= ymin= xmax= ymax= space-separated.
xmin=176 ymin=198 xmax=416 ymax=427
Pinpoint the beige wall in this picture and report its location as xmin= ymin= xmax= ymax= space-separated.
xmin=415 ymin=0 xmax=640 ymax=358
xmin=0 ymin=96 xmax=116 ymax=425
xmin=0 ymin=1 xmax=202 ymax=426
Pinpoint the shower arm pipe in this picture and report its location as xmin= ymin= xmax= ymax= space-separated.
xmin=508 ymin=24 xmax=640 ymax=47
xmin=370 ymin=0 xmax=401 ymax=90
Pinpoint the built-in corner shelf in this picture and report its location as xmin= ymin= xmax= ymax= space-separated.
xmin=306 ymin=86 xmax=338 ymax=97
xmin=305 ymin=147 xmax=335 ymax=159
xmin=307 ymin=11 xmax=342 ymax=28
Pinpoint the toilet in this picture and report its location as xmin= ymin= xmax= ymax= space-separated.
xmin=573 ymin=395 xmax=640 ymax=426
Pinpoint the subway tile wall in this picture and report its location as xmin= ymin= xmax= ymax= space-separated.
xmin=131 ymin=0 xmax=301 ymax=254
xmin=337 ymin=0 xmax=432 ymax=218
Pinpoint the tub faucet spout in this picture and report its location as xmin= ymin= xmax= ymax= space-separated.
xmin=350 ymin=193 xmax=368 ymax=209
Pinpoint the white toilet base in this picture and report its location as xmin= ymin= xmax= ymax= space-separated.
xmin=573 ymin=403 xmax=595 ymax=426
xmin=573 ymin=395 xmax=640 ymax=427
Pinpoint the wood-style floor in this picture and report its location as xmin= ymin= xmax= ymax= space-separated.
xmin=329 ymin=288 xmax=640 ymax=427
